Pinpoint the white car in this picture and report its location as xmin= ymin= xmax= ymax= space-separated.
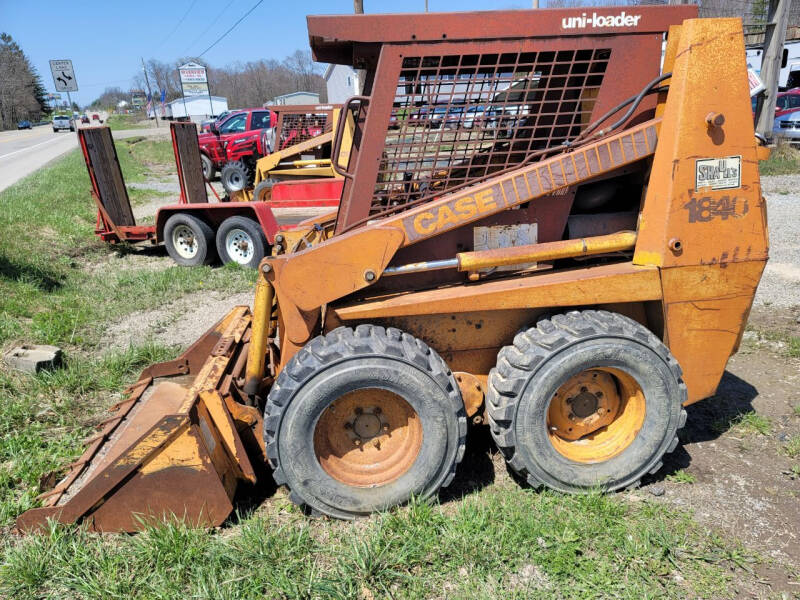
xmin=52 ymin=115 xmax=74 ymax=132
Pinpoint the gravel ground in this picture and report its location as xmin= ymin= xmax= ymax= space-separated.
xmin=754 ymin=175 xmax=800 ymax=308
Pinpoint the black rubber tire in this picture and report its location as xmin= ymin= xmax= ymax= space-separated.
xmin=200 ymin=154 xmax=215 ymax=181
xmin=220 ymin=160 xmax=253 ymax=194
xmin=264 ymin=325 xmax=467 ymax=519
xmin=163 ymin=213 xmax=216 ymax=266
xmin=215 ymin=216 xmax=267 ymax=269
xmin=253 ymin=178 xmax=279 ymax=202
xmin=487 ymin=310 xmax=687 ymax=493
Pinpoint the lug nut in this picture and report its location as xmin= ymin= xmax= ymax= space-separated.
xmin=261 ymin=263 xmax=272 ymax=274
xmin=382 ymin=424 xmax=389 ymax=431
xmin=580 ymin=386 xmax=588 ymax=393
xmin=354 ymin=439 xmax=361 ymax=446
xmin=344 ymin=422 xmax=352 ymax=430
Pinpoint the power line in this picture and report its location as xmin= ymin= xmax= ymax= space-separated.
xmin=182 ymin=0 xmax=237 ymax=56
xmin=156 ymin=0 xmax=200 ymax=51
xmin=198 ymin=0 xmax=265 ymax=58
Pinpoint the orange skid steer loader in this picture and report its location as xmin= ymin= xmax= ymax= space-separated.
xmin=18 ymin=7 xmax=770 ymax=531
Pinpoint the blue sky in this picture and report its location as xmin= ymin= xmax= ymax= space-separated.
xmin=0 ymin=0 xmax=528 ymax=106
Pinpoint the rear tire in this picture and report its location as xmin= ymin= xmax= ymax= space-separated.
xmin=163 ymin=213 xmax=216 ymax=266
xmin=265 ymin=325 xmax=467 ymax=519
xmin=200 ymin=154 xmax=214 ymax=181
xmin=487 ymin=310 xmax=686 ymax=493
xmin=215 ymin=216 xmax=267 ymax=268
xmin=220 ymin=160 xmax=253 ymax=194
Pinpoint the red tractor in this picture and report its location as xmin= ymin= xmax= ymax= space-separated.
xmin=197 ymin=107 xmax=275 ymax=182
xmin=217 ymin=105 xmax=337 ymax=196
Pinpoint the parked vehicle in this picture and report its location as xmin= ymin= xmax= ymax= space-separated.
xmin=200 ymin=110 xmax=232 ymax=133
xmin=17 ymin=120 xmax=32 ymax=130
xmin=773 ymin=109 xmax=800 ymax=144
xmin=52 ymin=115 xmax=74 ymax=132
xmin=197 ymin=108 xmax=275 ymax=180
xmin=81 ymin=115 xmax=90 ymax=124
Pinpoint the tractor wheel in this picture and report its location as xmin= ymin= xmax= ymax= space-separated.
xmin=265 ymin=325 xmax=467 ymax=519
xmin=163 ymin=213 xmax=216 ymax=266
xmin=215 ymin=216 xmax=267 ymax=269
xmin=220 ymin=160 xmax=253 ymax=194
xmin=487 ymin=310 xmax=686 ymax=493
xmin=253 ymin=178 xmax=279 ymax=202
xmin=200 ymin=154 xmax=215 ymax=181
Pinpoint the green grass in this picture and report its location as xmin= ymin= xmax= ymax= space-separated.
xmin=105 ymin=113 xmax=148 ymax=131
xmin=793 ymin=405 xmax=800 ymax=417
xmin=0 ymin=490 xmax=752 ymax=599
xmin=759 ymin=141 xmax=800 ymax=175
xmin=0 ymin=147 xmax=255 ymax=349
xmin=783 ymin=435 xmax=800 ymax=459
xmin=666 ymin=469 xmax=696 ymax=484
xmin=731 ymin=412 xmax=772 ymax=436
xmin=123 ymin=137 xmax=175 ymax=167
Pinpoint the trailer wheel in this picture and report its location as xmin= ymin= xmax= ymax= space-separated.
xmin=487 ymin=310 xmax=687 ymax=493
xmin=265 ymin=325 xmax=467 ymax=519
xmin=163 ymin=213 xmax=216 ymax=266
xmin=220 ymin=160 xmax=253 ymax=194
xmin=200 ymin=154 xmax=215 ymax=181
xmin=215 ymin=216 xmax=267 ymax=269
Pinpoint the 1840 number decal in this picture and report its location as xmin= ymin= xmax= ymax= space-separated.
xmin=683 ymin=195 xmax=749 ymax=223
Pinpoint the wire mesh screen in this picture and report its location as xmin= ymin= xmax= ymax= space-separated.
xmin=369 ymin=48 xmax=611 ymax=214
xmin=278 ymin=112 xmax=330 ymax=150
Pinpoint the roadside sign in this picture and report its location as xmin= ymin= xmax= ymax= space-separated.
xmin=49 ymin=59 xmax=78 ymax=92
xmin=178 ymin=62 xmax=210 ymax=97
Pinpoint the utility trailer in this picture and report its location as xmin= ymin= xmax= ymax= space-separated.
xmin=80 ymin=123 xmax=339 ymax=268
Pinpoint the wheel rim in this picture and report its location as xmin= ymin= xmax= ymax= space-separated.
xmin=313 ymin=388 xmax=423 ymax=487
xmin=226 ymin=170 xmax=244 ymax=191
xmin=202 ymin=160 xmax=210 ymax=178
xmin=547 ymin=368 xmax=646 ymax=463
xmin=224 ymin=228 xmax=254 ymax=264
xmin=172 ymin=224 xmax=198 ymax=259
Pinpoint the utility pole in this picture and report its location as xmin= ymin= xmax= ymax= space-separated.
xmin=141 ymin=57 xmax=159 ymax=128
xmin=354 ymin=0 xmax=363 ymax=14
xmin=755 ymin=0 xmax=790 ymax=140
xmin=532 ymin=0 xmax=539 ymax=8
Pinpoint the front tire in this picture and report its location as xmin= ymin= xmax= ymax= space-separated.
xmin=265 ymin=325 xmax=467 ymax=519
xmin=487 ymin=310 xmax=686 ymax=493
xmin=215 ymin=216 xmax=267 ymax=268
xmin=220 ymin=160 xmax=253 ymax=194
xmin=163 ymin=213 xmax=216 ymax=266
xmin=200 ymin=154 xmax=214 ymax=181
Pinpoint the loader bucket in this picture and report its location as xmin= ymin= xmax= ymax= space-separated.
xmin=16 ymin=307 xmax=265 ymax=533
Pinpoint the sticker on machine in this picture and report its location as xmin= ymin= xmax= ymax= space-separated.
xmin=695 ymin=156 xmax=741 ymax=191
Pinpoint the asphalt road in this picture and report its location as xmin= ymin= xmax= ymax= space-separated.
xmin=0 ymin=114 xmax=167 ymax=194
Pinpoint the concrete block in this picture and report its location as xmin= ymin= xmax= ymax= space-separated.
xmin=3 ymin=345 xmax=63 ymax=374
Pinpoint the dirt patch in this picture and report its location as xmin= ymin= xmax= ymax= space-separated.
xmin=636 ymin=332 xmax=800 ymax=589
xmin=99 ymin=290 xmax=253 ymax=351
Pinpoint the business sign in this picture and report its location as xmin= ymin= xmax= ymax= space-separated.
xmin=49 ymin=59 xmax=78 ymax=92
xmin=178 ymin=62 xmax=208 ymax=83
xmin=131 ymin=90 xmax=146 ymax=109
xmin=182 ymin=82 xmax=210 ymax=96
xmin=178 ymin=62 xmax=210 ymax=97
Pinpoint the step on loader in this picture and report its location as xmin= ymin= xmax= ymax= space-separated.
xmin=18 ymin=6 xmax=770 ymax=531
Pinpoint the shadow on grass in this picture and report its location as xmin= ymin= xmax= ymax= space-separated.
xmin=647 ymin=369 xmax=759 ymax=483
xmin=0 ymin=253 xmax=62 ymax=292
xmin=439 ymin=423 xmax=496 ymax=504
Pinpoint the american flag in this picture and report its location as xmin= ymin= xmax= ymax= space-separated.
xmin=145 ymin=93 xmax=152 ymax=116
